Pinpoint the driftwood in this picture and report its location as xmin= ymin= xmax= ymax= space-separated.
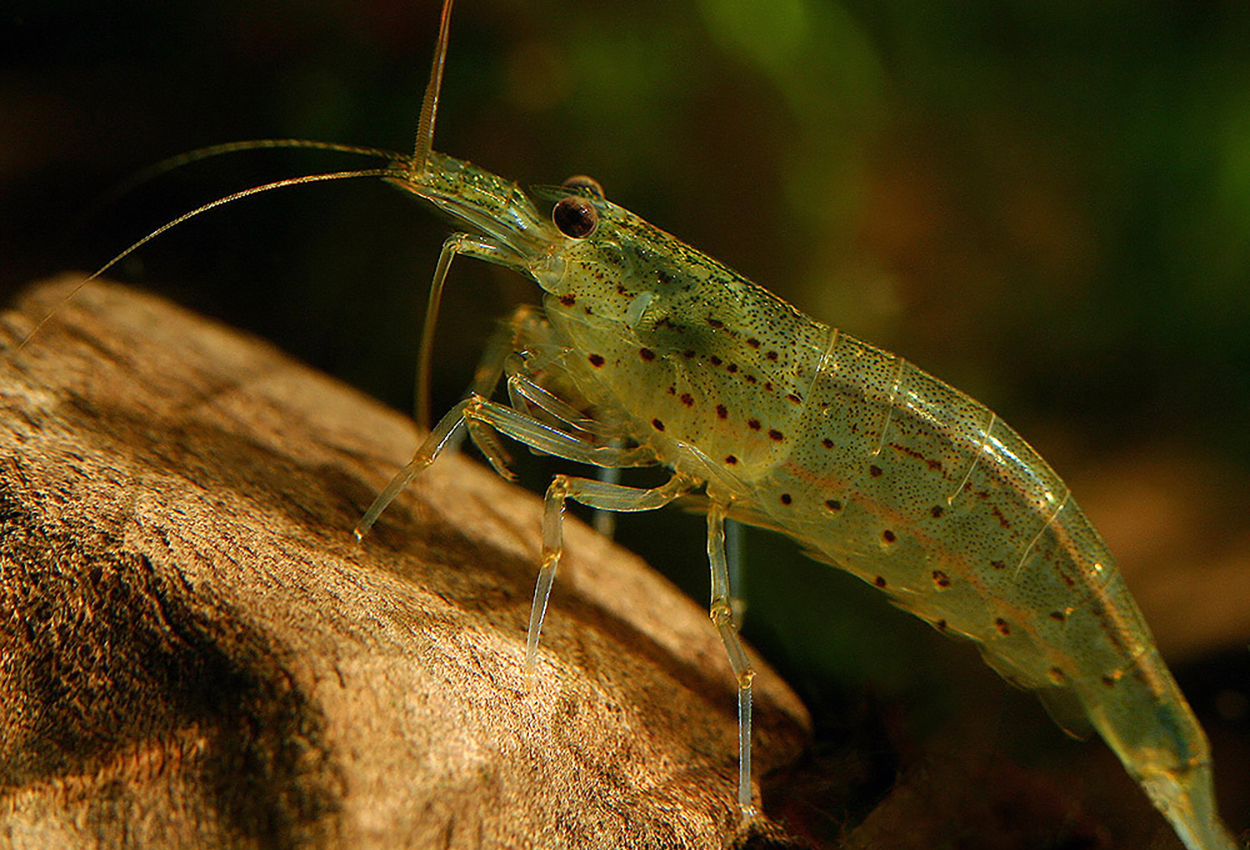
xmin=0 ymin=277 xmax=812 ymax=850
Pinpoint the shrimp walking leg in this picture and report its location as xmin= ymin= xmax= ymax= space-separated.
xmin=505 ymin=370 xmax=610 ymax=438
xmin=358 ymin=309 xmax=562 ymax=535
xmin=725 ymin=518 xmax=746 ymax=629
xmin=530 ymin=472 xmax=695 ymax=672
xmin=358 ymin=387 xmax=674 ymax=669
xmin=355 ymin=398 xmax=470 ymax=539
xmin=503 ymin=361 xmax=633 ymax=537
xmin=707 ymin=505 xmax=756 ymax=818
xmin=466 ymin=397 xmax=655 ymax=469
xmin=592 ymin=459 xmax=623 ymax=539
xmin=358 ymin=394 xmax=658 ymax=539
xmin=495 ymin=359 xmax=638 ymax=537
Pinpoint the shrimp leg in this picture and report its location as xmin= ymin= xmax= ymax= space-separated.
xmin=725 ymin=517 xmax=746 ymax=629
xmin=502 ymin=367 xmax=631 ymax=537
xmin=707 ymin=503 xmax=757 ymax=818
xmin=421 ymin=397 xmax=758 ymax=816
xmin=450 ymin=307 xmax=557 ymax=469
xmin=530 ymin=472 xmax=695 ymax=672
xmin=592 ymin=459 xmax=624 ymax=539
xmin=356 ymin=394 xmax=654 ymax=538
xmin=355 ymin=398 xmax=471 ymax=539
xmin=415 ymin=231 xmax=531 ymax=428
xmin=505 ymin=370 xmax=607 ymax=438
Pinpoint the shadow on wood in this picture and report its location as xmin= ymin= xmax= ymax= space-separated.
xmin=0 ymin=277 xmax=811 ymax=849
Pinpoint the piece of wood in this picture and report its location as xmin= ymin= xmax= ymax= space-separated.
xmin=0 ymin=276 xmax=811 ymax=849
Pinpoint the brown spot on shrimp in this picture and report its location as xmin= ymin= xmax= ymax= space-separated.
xmin=652 ymin=419 xmax=665 ymax=431
xmin=588 ymin=353 xmax=605 ymax=368
xmin=892 ymin=443 xmax=927 ymax=463
xmin=680 ymin=393 xmax=694 ymax=407
xmin=869 ymin=465 xmax=883 ymax=478
xmin=994 ymin=618 xmax=1011 ymax=636
xmin=874 ymin=576 xmax=887 ymax=588
xmin=716 ymin=404 xmax=728 ymax=419
xmin=882 ymin=530 xmax=896 ymax=543
xmin=768 ymin=429 xmax=784 ymax=442
xmin=747 ymin=419 xmax=761 ymax=431
xmin=780 ymin=493 xmax=792 ymax=505
xmin=639 ymin=347 xmax=656 ymax=361
xmin=825 ymin=499 xmax=842 ymax=512
xmin=931 ymin=570 xmax=951 ymax=588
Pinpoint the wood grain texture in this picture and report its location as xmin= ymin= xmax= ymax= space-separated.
xmin=0 ymin=276 xmax=810 ymax=850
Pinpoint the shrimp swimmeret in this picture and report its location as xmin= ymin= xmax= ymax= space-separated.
xmin=44 ymin=0 xmax=1236 ymax=846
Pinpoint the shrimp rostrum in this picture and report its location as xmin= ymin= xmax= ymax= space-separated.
xmin=76 ymin=0 xmax=1238 ymax=846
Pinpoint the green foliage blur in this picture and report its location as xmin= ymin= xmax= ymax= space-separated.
xmin=4 ymin=0 xmax=1249 ymax=838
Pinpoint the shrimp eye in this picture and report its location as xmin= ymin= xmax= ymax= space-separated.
xmin=553 ymin=196 xmax=599 ymax=239
xmin=561 ymin=174 xmax=605 ymax=198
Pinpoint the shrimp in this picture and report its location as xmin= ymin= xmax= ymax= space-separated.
xmin=351 ymin=3 xmax=1237 ymax=847
xmin=33 ymin=0 xmax=1236 ymax=846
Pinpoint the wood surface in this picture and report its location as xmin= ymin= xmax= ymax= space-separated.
xmin=0 ymin=276 xmax=811 ymax=850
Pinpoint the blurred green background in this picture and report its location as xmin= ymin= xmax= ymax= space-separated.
xmin=3 ymin=0 xmax=1249 ymax=843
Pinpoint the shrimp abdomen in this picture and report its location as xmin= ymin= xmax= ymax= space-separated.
xmin=731 ymin=330 xmax=1234 ymax=848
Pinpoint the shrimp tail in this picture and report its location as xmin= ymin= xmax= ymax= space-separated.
xmin=1143 ymin=760 xmax=1238 ymax=850
xmin=1078 ymin=647 xmax=1238 ymax=850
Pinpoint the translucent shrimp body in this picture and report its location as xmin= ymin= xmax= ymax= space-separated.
xmin=366 ymin=141 xmax=1236 ymax=847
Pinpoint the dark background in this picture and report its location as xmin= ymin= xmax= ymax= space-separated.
xmin=3 ymin=0 xmax=1249 ymax=843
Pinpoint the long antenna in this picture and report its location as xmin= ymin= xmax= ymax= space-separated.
xmin=15 ymin=168 xmax=396 ymax=354
xmin=97 ymin=139 xmax=398 ymax=208
xmin=412 ymin=0 xmax=456 ymax=172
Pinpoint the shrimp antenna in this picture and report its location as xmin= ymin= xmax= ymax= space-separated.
xmin=412 ymin=0 xmax=456 ymax=172
xmin=15 ymin=167 xmax=397 ymax=354
xmin=92 ymin=139 xmax=400 ymax=213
